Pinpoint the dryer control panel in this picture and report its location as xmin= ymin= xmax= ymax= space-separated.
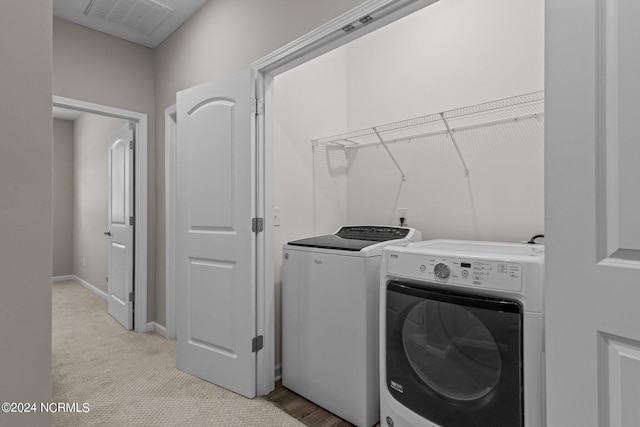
xmin=386 ymin=252 xmax=523 ymax=292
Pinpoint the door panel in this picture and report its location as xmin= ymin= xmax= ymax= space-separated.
xmin=110 ymin=142 xmax=127 ymax=224
xmin=600 ymin=333 xmax=640 ymax=427
xmin=187 ymin=99 xmax=236 ymax=230
xmin=546 ymin=0 xmax=640 ymax=425
xmin=600 ymin=0 xmax=640 ymax=261
xmin=109 ymin=243 xmax=126 ymax=303
xmin=189 ymin=258 xmax=237 ymax=355
xmin=176 ymin=69 xmax=256 ymax=398
xmin=107 ymin=125 xmax=134 ymax=330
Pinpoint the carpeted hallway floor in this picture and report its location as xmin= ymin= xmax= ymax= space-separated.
xmin=52 ymin=280 xmax=303 ymax=426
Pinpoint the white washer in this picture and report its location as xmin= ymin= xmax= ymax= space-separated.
xmin=282 ymin=226 xmax=421 ymax=427
xmin=380 ymin=240 xmax=545 ymax=427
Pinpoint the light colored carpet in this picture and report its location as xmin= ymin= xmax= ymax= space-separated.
xmin=52 ymin=280 xmax=303 ymax=426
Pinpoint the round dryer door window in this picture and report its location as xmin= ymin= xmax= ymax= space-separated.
xmin=385 ymin=281 xmax=524 ymax=427
xmin=402 ymin=300 xmax=502 ymax=401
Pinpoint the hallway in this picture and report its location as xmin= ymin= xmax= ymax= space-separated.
xmin=52 ymin=281 xmax=301 ymax=426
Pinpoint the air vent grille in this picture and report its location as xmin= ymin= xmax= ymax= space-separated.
xmin=85 ymin=0 xmax=174 ymax=36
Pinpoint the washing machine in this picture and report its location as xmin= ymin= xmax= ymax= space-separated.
xmin=282 ymin=225 xmax=421 ymax=427
xmin=379 ymin=240 xmax=545 ymax=427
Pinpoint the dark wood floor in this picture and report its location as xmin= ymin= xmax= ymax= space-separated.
xmin=265 ymin=381 xmax=359 ymax=427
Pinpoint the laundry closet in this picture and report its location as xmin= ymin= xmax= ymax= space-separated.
xmin=273 ymin=0 xmax=544 ymax=366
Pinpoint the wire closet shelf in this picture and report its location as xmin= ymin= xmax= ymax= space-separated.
xmin=311 ymin=90 xmax=545 ymax=177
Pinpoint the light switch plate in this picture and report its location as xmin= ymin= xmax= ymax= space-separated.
xmin=274 ymin=207 xmax=281 ymax=227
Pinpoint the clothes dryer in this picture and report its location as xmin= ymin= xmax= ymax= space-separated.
xmin=380 ymin=240 xmax=545 ymax=427
xmin=282 ymin=226 xmax=421 ymax=427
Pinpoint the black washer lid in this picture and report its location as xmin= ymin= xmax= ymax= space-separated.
xmin=287 ymin=226 xmax=410 ymax=252
xmin=335 ymin=226 xmax=410 ymax=241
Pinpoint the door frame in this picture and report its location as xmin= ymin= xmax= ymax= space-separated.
xmin=164 ymin=0 xmax=440 ymax=395
xmin=53 ymin=95 xmax=149 ymax=334
xmin=165 ymin=105 xmax=177 ymax=339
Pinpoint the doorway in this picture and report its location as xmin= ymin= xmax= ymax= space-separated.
xmin=256 ymin=0 xmax=542 ymax=393
xmin=52 ymin=96 xmax=149 ymax=333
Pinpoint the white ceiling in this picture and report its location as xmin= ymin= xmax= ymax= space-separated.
xmin=53 ymin=0 xmax=209 ymax=49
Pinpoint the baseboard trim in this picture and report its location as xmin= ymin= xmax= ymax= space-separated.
xmin=52 ymin=275 xmax=75 ymax=283
xmin=148 ymin=322 xmax=168 ymax=338
xmin=55 ymin=275 xmax=108 ymax=300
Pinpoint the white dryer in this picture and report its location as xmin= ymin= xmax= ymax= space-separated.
xmin=282 ymin=226 xmax=421 ymax=427
xmin=380 ymin=240 xmax=545 ymax=427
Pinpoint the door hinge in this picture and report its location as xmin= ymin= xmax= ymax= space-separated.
xmin=252 ymin=217 xmax=264 ymax=233
xmin=252 ymin=335 xmax=264 ymax=353
xmin=252 ymin=98 xmax=264 ymax=116
xmin=130 ymin=140 xmax=136 ymax=150
xmin=129 ymin=291 xmax=135 ymax=302
xmin=129 ymin=216 xmax=135 ymax=226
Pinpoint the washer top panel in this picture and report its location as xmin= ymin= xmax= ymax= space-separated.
xmin=287 ymin=226 xmax=420 ymax=252
xmin=405 ymin=239 xmax=545 ymax=258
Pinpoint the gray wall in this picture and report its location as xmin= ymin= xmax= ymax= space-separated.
xmin=73 ymin=114 xmax=128 ymax=293
xmin=153 ymin=0 xmax=363 ymax=326
xmin=53 ymin=17 xmax=157 ymax=320
xmin=0 ymin=1 xmax=52 ymax=425
xmin=53 ymin=119 xmax=75 ymax=277
xmin=52 ymin=0 xmax=405 ymax=328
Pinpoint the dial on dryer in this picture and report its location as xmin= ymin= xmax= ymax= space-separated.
xmin=434 ymin=262 xmax=450 ymax=279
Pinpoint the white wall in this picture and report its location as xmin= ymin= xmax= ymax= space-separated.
xmin=344 ymin=0 xmax=545 ymax=241
xmin=53 ymin=119 xmax=75 ymax=277
xmin=346 ymin=120 xmax=544 ymax=241
xmin=274 ymin=47 xmax=350 ymax=255
xmin=275 ymin=0 xmax=544 ymax=241
xmin=73 ymin=114 xmax=128 ymax=293
xmin=0 ymin=1 xmax=52 ymax=425
xmin=345 ymin=0 xmax=545 ymax=129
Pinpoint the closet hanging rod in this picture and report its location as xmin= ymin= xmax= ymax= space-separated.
xmin=311 ymin=90 xmax=544 ymax=148
xmin=341 ymin=112 xmax=543 ymax=151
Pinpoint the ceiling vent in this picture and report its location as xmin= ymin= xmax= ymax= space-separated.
xmin=85 ymin=0 xmax=174 ymax=36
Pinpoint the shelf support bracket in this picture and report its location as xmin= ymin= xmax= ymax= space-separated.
xmin=373 ymin=127 xmax=406 ymax=181
xmin=440 ymin=112 xmax=470 ymax=176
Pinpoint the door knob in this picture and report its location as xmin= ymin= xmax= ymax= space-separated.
xmin=104 ymin=231 xmax=111 ymax=236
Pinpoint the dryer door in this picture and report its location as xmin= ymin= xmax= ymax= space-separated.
xmin=385 ymin=281 xmax=523 ymax=427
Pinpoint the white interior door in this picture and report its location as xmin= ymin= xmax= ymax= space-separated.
xmin=546 ymin=1 xmax=640 ymax=425
xmin=107 ymin=124 xmax=134 ymax=330
xmin=176 ymin=69 xmax=257 ymax=398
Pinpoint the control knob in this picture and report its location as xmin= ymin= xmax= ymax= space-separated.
xmin=434 ymin=262 xmax=450 ymax=279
